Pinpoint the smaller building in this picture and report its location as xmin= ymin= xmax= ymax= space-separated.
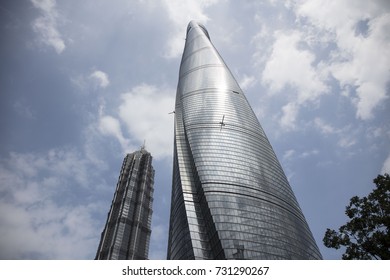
xmin=95 ymin=148 xmax=155 ymax=260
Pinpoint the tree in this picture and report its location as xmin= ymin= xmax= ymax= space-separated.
xmin=323 ymin=173 xmax=390 ymax=259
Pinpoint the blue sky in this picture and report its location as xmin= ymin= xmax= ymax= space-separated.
xmin=1 ymin=0 xmax=389 ymax=260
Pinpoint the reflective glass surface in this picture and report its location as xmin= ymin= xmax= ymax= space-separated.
xmin=167 ymin=21 xmax=322 ymax=260
xmin=95 ymin=149 xmax=154 ymax=260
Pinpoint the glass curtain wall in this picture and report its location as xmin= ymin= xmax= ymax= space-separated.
xmin=167 ymin=21 xmax=322 ymax=260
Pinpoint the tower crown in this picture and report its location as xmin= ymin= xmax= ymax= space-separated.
xmin=187 ymin=20 xmax=210 ymax=39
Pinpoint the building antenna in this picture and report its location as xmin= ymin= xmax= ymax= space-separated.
xmin=141 ymin=140 xmax=146 ymax=150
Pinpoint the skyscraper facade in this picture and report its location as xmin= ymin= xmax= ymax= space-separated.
xmin=95 ymin=148 xmax=154 ymax=260
xmin=167 ymin=21 xmax=322 ymax=260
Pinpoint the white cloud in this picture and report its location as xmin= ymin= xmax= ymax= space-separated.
xmin=257 ymin=1 xmax=389 ymax=130
xmin=283 ymin=149 xmax=296 ymax=161
xmin=82 ymin=124 xmax=110 ymax=171
xmin=381 ymin=153 xmax=390 ymax=174
xmin=31 ymin=0 xmax=56 ymax=13
xmin=98 ymin=115 xmax=130 ymax=152
xmin=5 ymin=148 xmax=93 ymax=190
xmin=95 ymin=83 xmax=175 ymax=160
xmin=366 ymin=127 xmax=384 ymax=139
xmin=118 ymin=84 xmax=175 ymax=159
xmin=0 ymin=201 xmax=99 ymax=259
xmin=262 ymin=30 xmax=327 ymax=102
xmin=279 ymin=102 xmax=298 ymax=130
xmin=314 ymin=118 xmax=359 ymax=149
xmin=261 ymin=30 xmax=328 ymax=130
xmin=0 ymin=202 xmax=99 ymax=259
xmin=92 ymin=82 xmax=176 ymax=160
xmin=90 ymin=70 xmax=110 ymax=88
xmin=337 ymin=136 xmax=357 ymax=148
xmin=293 ymin=0 xmax=390 ymax=120
xmin=161 ymin=0 xmax=219 ymax=58
xmin=239 ymin=74 xmax=257 ymax=91
xmin=0 ymin=148 xmax=106 ymax=259
xmin=71 ymin=70 xmax=110 ymax=92
xmin=299 ymin=149 xmax=319 ymax=158
xmin=314 ymin=118 xmax=339 ymax=135
xmin=283 ymin=148 xmax=319 ymax=161
xmin=31 ymin=0 xmax=66 ymax=54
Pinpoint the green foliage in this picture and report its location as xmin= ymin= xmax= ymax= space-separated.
xmin=323 ymin=173 xmax=390 ymax=259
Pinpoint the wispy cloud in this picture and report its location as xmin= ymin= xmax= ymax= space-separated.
xmin=261 ymin=30 xmax=328 ymax=130
xmin=313 ymin=118 xmax=359 ymax=149
xmin=98 ymin=114 xmax=130 ymax=152
xmin=382 ymin=154 xmax=390 ymax=174
xmin=89 ymin=70 xmax=110 ymax=89
xmin=313 ymin=118 xmax=339 ymax=135
xmin=118 ymin=84 xmax=175 ymax=159
xmin=0 ymin=148 xmax=107 ymax=259
xmin=161 ymin=0 xmax=219 ymax=58
xmin=71 ymin=70 xmax=110 ymax=93
xmin=262 ymin=31 xmax=327 ymax=100
xmin=294 ymin=0 xmax=390 ymax=120
xmin=13 ymin=99 xmax=36 ymax=119
xmin=337 ymin=136 xmax=356 ymax=148
xmin=256 ymin=1 xmax=389 ymax=130
xmin=279 ymin=102 xmax=299 ymax=130
xmin=239 ymin=74 xmax=257 ymax=91
xmin=31 ymin=0 xmax=65 ymax=54
xmin=283 ymin=148 xmax=319 ymax=161
xmin=94 ymin=83 xmax=175 ymax=160
xmin=300 ymin=149 xmax=319 ymax=158
xmin=283 ymin=149 xmax=296 ymax=161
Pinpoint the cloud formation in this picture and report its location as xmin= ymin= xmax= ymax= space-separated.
xmin=261 ymin=29 xmax=328 ymax=130
xmin=96 ymin=83 xmax=175 ymax=160
xmin=256 ymin=0 xmax=389 ymax=130
xmin=98 ymin=115 xmax=129 ymax=152
xmin=239 ymin=74 xmax=257 ymax=91
xmin=31 ymin=0 xmax=66 ymax=54
xmin=118 ymin=84 xmax=175 ymax=159
xmin=294 ymin=0 xmax=390 ymax=120
xmin=382 ymin=154 xmax=390 ymax=174
xmin=162 ymin=0 xmax=219 ymax=58
xmin=0 ymin=148 xmax=106 ymax=259
xmin=90 ymin=70 xmax=110 ymax=89
xmin=262 ymin=31 xmax=327 ymax=100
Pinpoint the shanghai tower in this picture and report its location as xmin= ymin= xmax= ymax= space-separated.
xmin=167 ymin=21 xmax=322 ymax=260
xmin=95 ymin=148 xmax=154 ymax=260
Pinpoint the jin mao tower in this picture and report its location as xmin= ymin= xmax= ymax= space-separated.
xmin=95 ymin=148 xmax=154 ymax=260
xmin=167 ymin=21 xmax=322 ymax=260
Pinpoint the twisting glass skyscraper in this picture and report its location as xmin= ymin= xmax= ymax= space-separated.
xmin=95 ymin=148 xmax=154 ymax=260
xmin=167 ymin=21 xmax=322 ymax=260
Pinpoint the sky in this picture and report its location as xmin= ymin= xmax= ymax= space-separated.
xmin=0 ymin=0 xmax=389 ymax=260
